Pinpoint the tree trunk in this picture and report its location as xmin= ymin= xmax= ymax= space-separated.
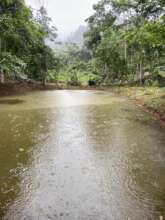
xmin=139 ymin=60 xmax=144 ymax=86
xmin=0 ymin=72 xmax=5 ymax=83
xmin=124 ymin=41 xmax=127 ymax=61
xmin=0 ymin=37 xmax=2 ymax=53
xmin=42 ymin=71 xmax=47 ymax=86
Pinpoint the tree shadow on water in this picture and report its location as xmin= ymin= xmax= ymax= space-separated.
xmin=0 ymin=99 xmax=24 ymax=105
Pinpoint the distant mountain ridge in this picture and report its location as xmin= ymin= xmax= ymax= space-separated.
xmin=46 ymin=25 xmax=88 ymax=49
xmin=67 ymin=25 xmax=87 ymax=45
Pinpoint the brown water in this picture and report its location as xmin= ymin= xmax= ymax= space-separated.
xmin=0 ymin=90 xmax=165 ymax=220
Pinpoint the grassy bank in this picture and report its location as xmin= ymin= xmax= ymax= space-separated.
xmin=110 ymin=86 xmax=165 ymax=124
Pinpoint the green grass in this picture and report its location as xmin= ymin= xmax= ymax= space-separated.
xmin=111 ymin=86 xmax=165 ymax=119
xmin=52 ymin=71 xmax=101 ymax=85
xmin=58 ymin=71 xmax=69 ymax=83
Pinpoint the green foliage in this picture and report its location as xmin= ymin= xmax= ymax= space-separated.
xmin=51 ymin=43 xmax=96 ymax=85
xmin=68 ymin=71 xmax=80 ymax=86
xmin=84 ymin=0 xmax=165 ymax=86
xmin=0 ymin=0 xmax=58 ymax=83
xmin=47 ymin=70 xmax=59 ymax=83
xmin=0 ymin=52 xmax=26 ymax=78
xmin=2 ymin=0 xmax=164 ymax=87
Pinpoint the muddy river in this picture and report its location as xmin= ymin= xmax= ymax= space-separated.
xmin=0 ymin=90 xmax=165 ymax=219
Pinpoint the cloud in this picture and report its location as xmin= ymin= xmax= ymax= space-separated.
xmin=25 ymin=0 xmax=99 ymax=40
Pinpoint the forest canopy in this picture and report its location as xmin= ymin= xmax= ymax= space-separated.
xmin=84 ymin=0 xmax=165 ymax=86
xmin=0 ymin=0 xmax=57 ymax=84
xmin=0 ymin=0 xmax=165 ymax=87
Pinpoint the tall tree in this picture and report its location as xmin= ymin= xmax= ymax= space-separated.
xmin=84 ymin=0 xmax=165 ymax=85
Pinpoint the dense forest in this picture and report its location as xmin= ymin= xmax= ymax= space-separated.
xmin=84 ymin=0 xmax=165 ymax=86
xmin=0 ymin=0 xmax=165 ymax=87
xmin=0 ymin=0 xmax=58 ymax=84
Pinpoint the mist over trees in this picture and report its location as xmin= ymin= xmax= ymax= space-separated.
xmin=0 ymin=0 xmax=165 ymax=87
xmin=50 ymin=0 xmax=165 ymax=87
xmin=67 ymin=25 xmax=88 ymax=46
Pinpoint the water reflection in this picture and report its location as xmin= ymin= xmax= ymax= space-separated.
xmin=0 ymin=99 xmax=24 ymax=105
xmin=0 ymin=109 xmax=51 ymax=218
xmin=0 ymin=90 xmax=164 ymax=219
xmin=82 ymin=103 xmax=165 ymax=219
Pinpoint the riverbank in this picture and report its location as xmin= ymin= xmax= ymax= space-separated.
xmin=0 ymin=82 xmax=97 ymax=97
xmin=0 ymin=83 xmax=164 ymax=125
xmin=109 ymin=86 xmax=165 ymax=125
xmin=0 ymin=83 xmax=60 ymax=96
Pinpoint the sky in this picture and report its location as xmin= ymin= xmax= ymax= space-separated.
xmin=25 ymin=0 xmax=99 ymax=40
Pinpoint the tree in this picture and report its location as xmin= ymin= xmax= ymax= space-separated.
xmin=0 ymin=0 xmax=58 ymax=84
xmin=84 ymin=0 xmax=165 ymax=85
xmin=35 ymin=6 xmax=57 ymax=84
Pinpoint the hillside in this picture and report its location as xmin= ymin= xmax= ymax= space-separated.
xmin=67 ymin=25 xmax=87 ymax=46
